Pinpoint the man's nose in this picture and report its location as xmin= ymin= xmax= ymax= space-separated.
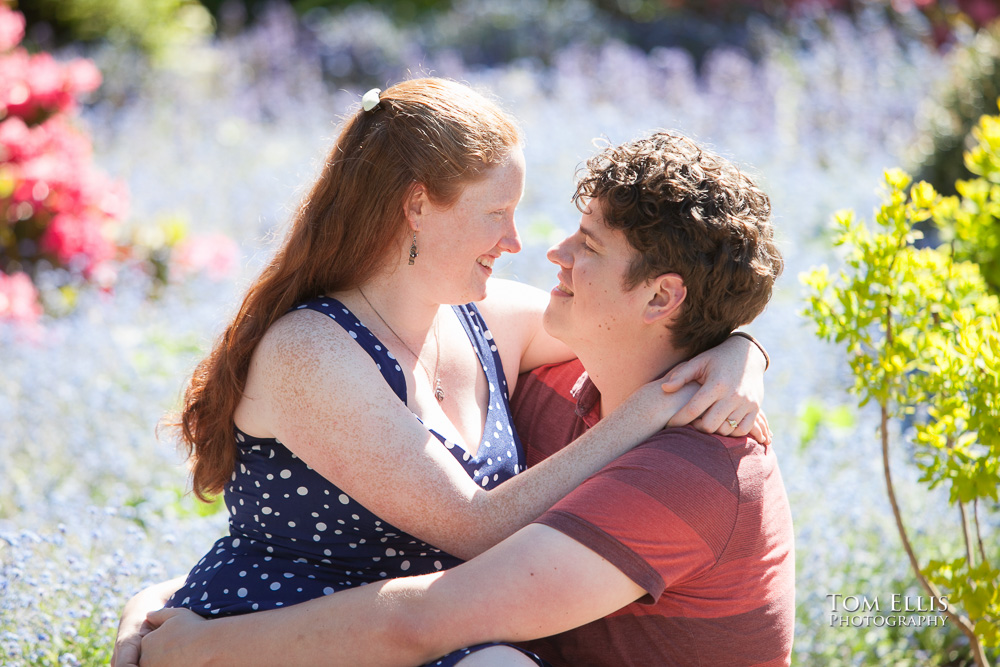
xmin=546 ymin=237 xmax=572 ymax=267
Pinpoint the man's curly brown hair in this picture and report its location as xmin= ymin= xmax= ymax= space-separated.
xmin=573 ymin=131 xmax=783 ymax=357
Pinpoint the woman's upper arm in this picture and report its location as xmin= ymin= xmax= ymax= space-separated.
xmin=252 ymin=311 xmax=484 ymax=556
xmin=478 ymin=279 xmax=575 ymax=378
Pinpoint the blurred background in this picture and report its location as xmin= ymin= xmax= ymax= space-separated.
xmin=1 ymin=0 xmax=999 ymax=664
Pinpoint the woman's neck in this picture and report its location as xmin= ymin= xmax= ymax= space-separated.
xmin=341 ymin=274 xmax=442 ymax=345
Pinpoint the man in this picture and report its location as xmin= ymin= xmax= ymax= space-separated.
xmin=125 ymin=131 xmax=793 ymax=666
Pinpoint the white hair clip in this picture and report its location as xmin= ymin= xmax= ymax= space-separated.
xmin=362 ymin=88 xmax=382 ymax=112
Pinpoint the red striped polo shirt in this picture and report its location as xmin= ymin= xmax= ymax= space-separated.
xmin=512 ymin=360 xmax=795 ymax=666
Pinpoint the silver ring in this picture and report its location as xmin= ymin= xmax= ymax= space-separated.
xmin=726 ymin=418 xmax=739 ymax=429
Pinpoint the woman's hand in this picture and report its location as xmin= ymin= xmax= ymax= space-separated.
xmin=111 ymin=577 xmax=186 ymax=667
xmin=660 ymin=335 xmax=771 ymax=444
xmin=111 ymin=619 xmax=149 ymax=667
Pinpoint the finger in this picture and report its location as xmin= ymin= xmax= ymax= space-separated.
xmin=665 ymin=382 xmax=717 ymax=426
xmin=688 ymin=415 xmax=707 ymax=433
xmin=730 ymin=410 xmax=756 ymax=438
xmin=112 ymin=640 xmax=141 ymax=667
xmin=660 ymin=357 xmax=707 ymax=393
xmin=145 ymin=607 xmax=181 ymax=628
xmin=695 ymin=389 xmax=742 ymax=433
xmin=759 ymin=411 xmax=772 ymax=446
xmin=747 ymin=411 xmax=768 ymax=444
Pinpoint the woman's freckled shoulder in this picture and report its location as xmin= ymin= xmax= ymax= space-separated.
xmin=256 ymin=309 xmax=365 ymax=378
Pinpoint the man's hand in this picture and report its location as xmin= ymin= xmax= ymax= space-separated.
xmin=139 ymin=607 xmax=212 ymax=667
xmin=660 ymin=334 xmax=771 ymax=444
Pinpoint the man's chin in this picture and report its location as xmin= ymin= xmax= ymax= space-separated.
xmin=541 ymin=305 xmax=569 ymax=343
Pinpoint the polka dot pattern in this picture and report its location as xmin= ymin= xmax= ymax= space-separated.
xmin=164 ymin=297 xmax=528 ymax=621
xmin=429 ymin=644 xmax=548 ymax=666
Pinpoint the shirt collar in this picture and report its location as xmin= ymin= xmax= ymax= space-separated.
xmin=571 ymin=370 xmax=602 ymax=428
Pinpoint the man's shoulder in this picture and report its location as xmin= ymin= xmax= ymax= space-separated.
xmin=630 ymin=426 xmax=737 ymax=470
xmin=614 ymin=427 xmax=779 ymax=498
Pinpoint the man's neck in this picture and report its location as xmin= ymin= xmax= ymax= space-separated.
xmin=577 ymin=332 xmax=687 ymax=419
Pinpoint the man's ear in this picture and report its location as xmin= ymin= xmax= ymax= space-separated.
xmin=643 ymin=273 xmax=686 ymax=325
xmin=404 ymin=182 xmax=430 ymax=232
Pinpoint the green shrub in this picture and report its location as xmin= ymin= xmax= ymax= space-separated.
xmin=802 ymin=124 xmax=1000 ymax=662
xmin=936 ymin=104 xmax=1000 ymax=294
xmin=18 ymin=0 xmax=213 ymax=57
xmin=910 ymin=21 xmax=1000 ymax=197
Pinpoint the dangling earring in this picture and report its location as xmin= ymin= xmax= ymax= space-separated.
xmin=408 ymin=233 xmax=418 ymax=265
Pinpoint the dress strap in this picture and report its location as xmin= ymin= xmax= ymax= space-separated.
xmin=293 ymin=297 xmax=407 ymax=403
xmin=452 ymin=302 xmax=513 ymax=402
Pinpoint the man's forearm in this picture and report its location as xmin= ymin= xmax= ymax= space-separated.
xmin=196 ymin=525 xmax=642 ymax=666
xmin=189 ymin=574 xmax=448 ymax=667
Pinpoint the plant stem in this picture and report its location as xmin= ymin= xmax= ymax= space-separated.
xmin=945 ymin=437 xmax=975 ymax=567
xmin=960 ymin=500 xmax=975 ymax=568
xmin=879 ymin=404 xmax=989 ymax=666
xmin=974 ymin=499 xmax=990 ymax=569
xmin=881 ymin=304 xmax=989 ymax=666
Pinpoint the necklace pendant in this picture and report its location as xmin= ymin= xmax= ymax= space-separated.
xmin=434 ymin=381 xmax=445 ymax=402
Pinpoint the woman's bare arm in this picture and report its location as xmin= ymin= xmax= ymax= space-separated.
xmin=253 ymin=308 xmax=698 ymax=561
xmin=480 ymin=278 xmax=768 ymax=439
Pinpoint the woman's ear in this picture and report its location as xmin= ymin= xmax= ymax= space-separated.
xmin=404 ymin=183 xmax=430 ymax=232
xmin=643 ymin=273 xmax=686 ymax=325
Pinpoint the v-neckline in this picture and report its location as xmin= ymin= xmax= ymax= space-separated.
xmin=341 ymin=299 xmax=495 ymax=463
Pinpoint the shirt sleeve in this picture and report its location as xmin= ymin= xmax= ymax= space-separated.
xmin=532 ymin=430 xmax=741 ymax=604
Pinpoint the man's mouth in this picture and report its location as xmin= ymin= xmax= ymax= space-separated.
xmin=477 ymin=256 xmax=495 ymax=270
xmin=555 ymin=282 xmax=574 ymax=296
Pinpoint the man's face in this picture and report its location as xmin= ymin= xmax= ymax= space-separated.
xmin=542 ymin=200 xmax=648 ymax=349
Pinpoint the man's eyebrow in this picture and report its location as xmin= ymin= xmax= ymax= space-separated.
xmin=579 ymin=223 xmax=603 ymax=245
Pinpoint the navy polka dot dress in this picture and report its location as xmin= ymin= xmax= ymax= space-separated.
xmin=166 ymin=297 xmax=547 ymax=666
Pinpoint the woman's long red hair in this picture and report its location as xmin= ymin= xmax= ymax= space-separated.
xmin=173 ymin=78 xmax=520 ymax=500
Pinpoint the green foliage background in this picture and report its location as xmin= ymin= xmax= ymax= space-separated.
xmin=16 ymin=0 xmax=213 ymax=55
xmin=801 ymin=107 xmax=1000 ymax=661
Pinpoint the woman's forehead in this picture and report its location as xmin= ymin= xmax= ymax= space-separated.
xmin=462 ymin=153 xmax=525 ymax=204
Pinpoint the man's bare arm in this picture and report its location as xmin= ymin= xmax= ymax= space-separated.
xmin=140 ymin=524 xmax=645 ymax=667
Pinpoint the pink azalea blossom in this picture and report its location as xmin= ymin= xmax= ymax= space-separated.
xmin=0 ymin=46 xmax=102 ymax=123
xmin=170 ymin=233 xmax=239 ymax=281
xmin=0 ymin=5 xmax=127 ymax=313
xmin=39 ymin=212 xmax=117 ymax=273
xmin=0 ymin=5 xmax=25 ymax=53
xmin=0 ymin=270 xmax=41 ymax=323
xmin=0 ymin=115 xmax=32 ymax=161
xmin=65 ymin=59 xmax=102 ymax=95
xmin=2 ymin=114 xmax=126 ymax=276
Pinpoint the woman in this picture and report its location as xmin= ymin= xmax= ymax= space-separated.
xmin=113 ymin=78 xmax=767 ymax=666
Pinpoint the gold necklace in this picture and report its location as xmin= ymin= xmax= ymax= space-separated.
xmin=357 ymin=288 xmax=445 ymax=402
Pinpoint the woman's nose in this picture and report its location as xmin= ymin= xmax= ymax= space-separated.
xmin=500 ymin=215 xmax=522 ymax=254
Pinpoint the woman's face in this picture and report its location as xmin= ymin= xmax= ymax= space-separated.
xmin=418 ymin=146 xmax=525 ymax=304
